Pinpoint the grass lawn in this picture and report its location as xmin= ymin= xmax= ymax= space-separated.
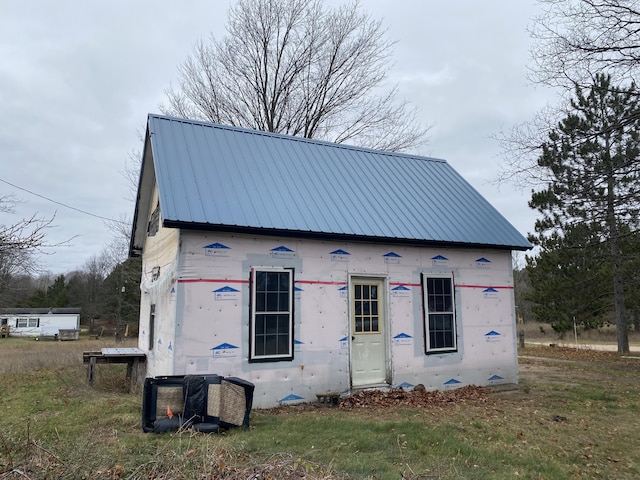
xmin=1 ymin=334 xmax=640 ymax=479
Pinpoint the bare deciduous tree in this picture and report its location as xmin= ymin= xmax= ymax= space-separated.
xmin=498 ymin=0 xmax=640 ymax=185
xmin=530 ymin=0 xmax=640 ymax=89
xmin=161 ymin=0 xmax=429 ymax=152
xmin=0 ymin=195 xmax=57 ymax=301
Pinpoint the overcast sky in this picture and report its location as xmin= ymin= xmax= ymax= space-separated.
xmin=0 ymin=1 xmax=554 ymax=275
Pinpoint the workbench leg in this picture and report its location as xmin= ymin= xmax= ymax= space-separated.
xmin=87 ymin=356 xmax=96 ymax=386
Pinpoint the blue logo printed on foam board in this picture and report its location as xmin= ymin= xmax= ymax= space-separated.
xmin=384 ymin=251 xmax=402 ymax=264
xmin=294 ymin=339 xmax=304 ymax=345
xmin=204 ymin=242 xmax=231 ymax=257
xmin=392 ymin=285 xmax=411 ymax=292
xmin=168 ymin=343 xmax=173 ymax=351
xmin=393 ymin=333 xmax=413 ymax=345
xmin=330 ymin=249 xmax=350 ymax=262
xmin=270 ymin=245 xmax=295 ymax=258
xmin=211 ymin=343 xmax=239 ymax=358
xmin=391 ymin=285 xmax=411 ymax=297
xmin=432 ymin=254 xmax=449 ymax=265
xmin=339 ymin=285 xmax=348 ymax=298
xmin=212 ymin=343 xmax=239 ymax=350
xmin=213 ymin=286 xmax=240 ymax=300
xmin=444 ymin=378 xmax=461 ymax=385
xmin=272 ymin=245 xmax=294 ymax=252
xmin=339 ymin=336 xmax=349 ymax=349
xmin=279 ymin=394 xmax=304 ymax=403
xmin=214 ymin=286 xmax=239 ymax=293
xmin=294 ymin=286 xmax=304 ymax=292
xmin=396 ymin=381 xmax=414 ymax=389
xmin=483 ymin=287 xmax=499 ymax=299
xmin=488 ymin=375 xmax=504 ymax=381
xmin=475 ymin=257 xmax=491 ymax=268
xmin=394 ymin=333 xmax=413 ymax=339
xmin=157 ymin=338 xmax=162 ymax=346
xmin=485 ymin=330 xmax=502 ymax=342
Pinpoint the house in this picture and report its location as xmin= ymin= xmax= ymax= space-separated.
xmin=130 ymin=114 xmax=531 ymax=409
xmin=0 ymin=308 xmax=81 ymax=339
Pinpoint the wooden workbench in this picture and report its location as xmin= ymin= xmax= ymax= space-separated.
xmin=83 ymin=348 xmax=146 ymax=390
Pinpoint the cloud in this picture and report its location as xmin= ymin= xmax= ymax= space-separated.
xmin=0 ymin=0 xmax=549 ymax=274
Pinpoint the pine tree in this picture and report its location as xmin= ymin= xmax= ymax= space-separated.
xmin=529 ymin=74 xmax=640 ymax=352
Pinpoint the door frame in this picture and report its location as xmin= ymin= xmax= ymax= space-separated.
xmin=348 ymin=274 xmax=391 ymax=388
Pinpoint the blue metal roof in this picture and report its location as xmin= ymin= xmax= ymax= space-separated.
xmin=134 ymin=114 xmax=530 ymax=251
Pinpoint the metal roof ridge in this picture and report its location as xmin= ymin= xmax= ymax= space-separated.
xmin=147 ymin=113 xmax=447 ymax=164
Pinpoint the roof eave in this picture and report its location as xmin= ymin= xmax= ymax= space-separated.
xmin=162 ymin=219 xmax=532 ymax=252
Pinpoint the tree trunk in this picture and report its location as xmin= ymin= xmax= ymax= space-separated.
xmin=608 ymin=174 xmax=629 ymax=353
xmin=613 ymin=267 xmax=629 ymax=353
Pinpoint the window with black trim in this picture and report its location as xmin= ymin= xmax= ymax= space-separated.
xmin=148 ymin=304 xmax=155 ymax=351
xmin=422 ymin=274 xmax=457 ymax=353
xmin=250 ymin=267 xmax=293 ymax=361
xmin=148 ymin=203 xmax=160 ymax=237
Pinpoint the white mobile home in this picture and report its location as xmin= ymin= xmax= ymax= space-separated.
xmin=130 ymin=115 xmax=531 ymax=409
xmin=0 ymin=308 xmax=81 ymax=339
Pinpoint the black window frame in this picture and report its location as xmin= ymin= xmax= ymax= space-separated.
xmin=249 ymin=267 xmax=294 ymax=362
xmin=422 ymin=273 xmax=458 ymax=354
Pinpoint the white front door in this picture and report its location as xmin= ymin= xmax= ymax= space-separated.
xmin=350 ymin=278 xmax=388 ymax=387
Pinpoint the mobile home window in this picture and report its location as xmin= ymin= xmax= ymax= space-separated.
xmin=250 ymin=267 xmax=293 ymax=361
xmin=422 ymin=274 xmax=457 ymax=353
xmin=16 ymin=318 xmax=27 ymax=328
xmin=28 ymin=318 xmax=39 ymax=327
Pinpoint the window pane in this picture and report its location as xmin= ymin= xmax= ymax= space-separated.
xmin=279 ymin=272 xmax=289 ymax=290
xmin=255 ymin=315 xmax=266 ymax=334
xmin=371 ymin=285 xmax=377 ymax=299
xmin=266 ymin=316 xmax=278 ymax=334
xmin=279 ymin=293 xmax=289 ymax=311
xmin=363 ymin=285 xmax=370 ymax=299
xmin=278 ymin=315 xmax=289 ymax=333
xmin=264 ymin=336 xmax=277 ymax=355
xmin=255 ymin=336 xmax=265 ymax=356
xmin=444 ymin=331 xmax=454 ymax=348
xmin=363 ymin=301 xmax=370 ymax=315
xmin=256 ymin=292 xmax=266 ymax=312
xmin=266 ymin=272 xmax=279 ymax=291
xmin=256 ymin=271 xmax=266 ymax=292
xmin=355 ymin=317 xmax=362 ymax=332
xmin=355 ymin=301 xmax=362 ymax=315
xmin=266 ymin=293 xmax=278 ymax=311
xmin=364 ymin=318 xmax=371 ymax=332
xmin=277 ymin=334 xmax=289 ymax=354
xmin=355 ymin=284 xmax=361 ymax=299
xmin=372 ymin=317 xmax=379 ymax=332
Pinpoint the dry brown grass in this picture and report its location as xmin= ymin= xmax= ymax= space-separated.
xmin=0 ymin=337 xmax=137 ymax=375
xmin=518 ymin=321 xmax=640 ymax=346
xmin=2 ymin=334 xmax=640 ymax=479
